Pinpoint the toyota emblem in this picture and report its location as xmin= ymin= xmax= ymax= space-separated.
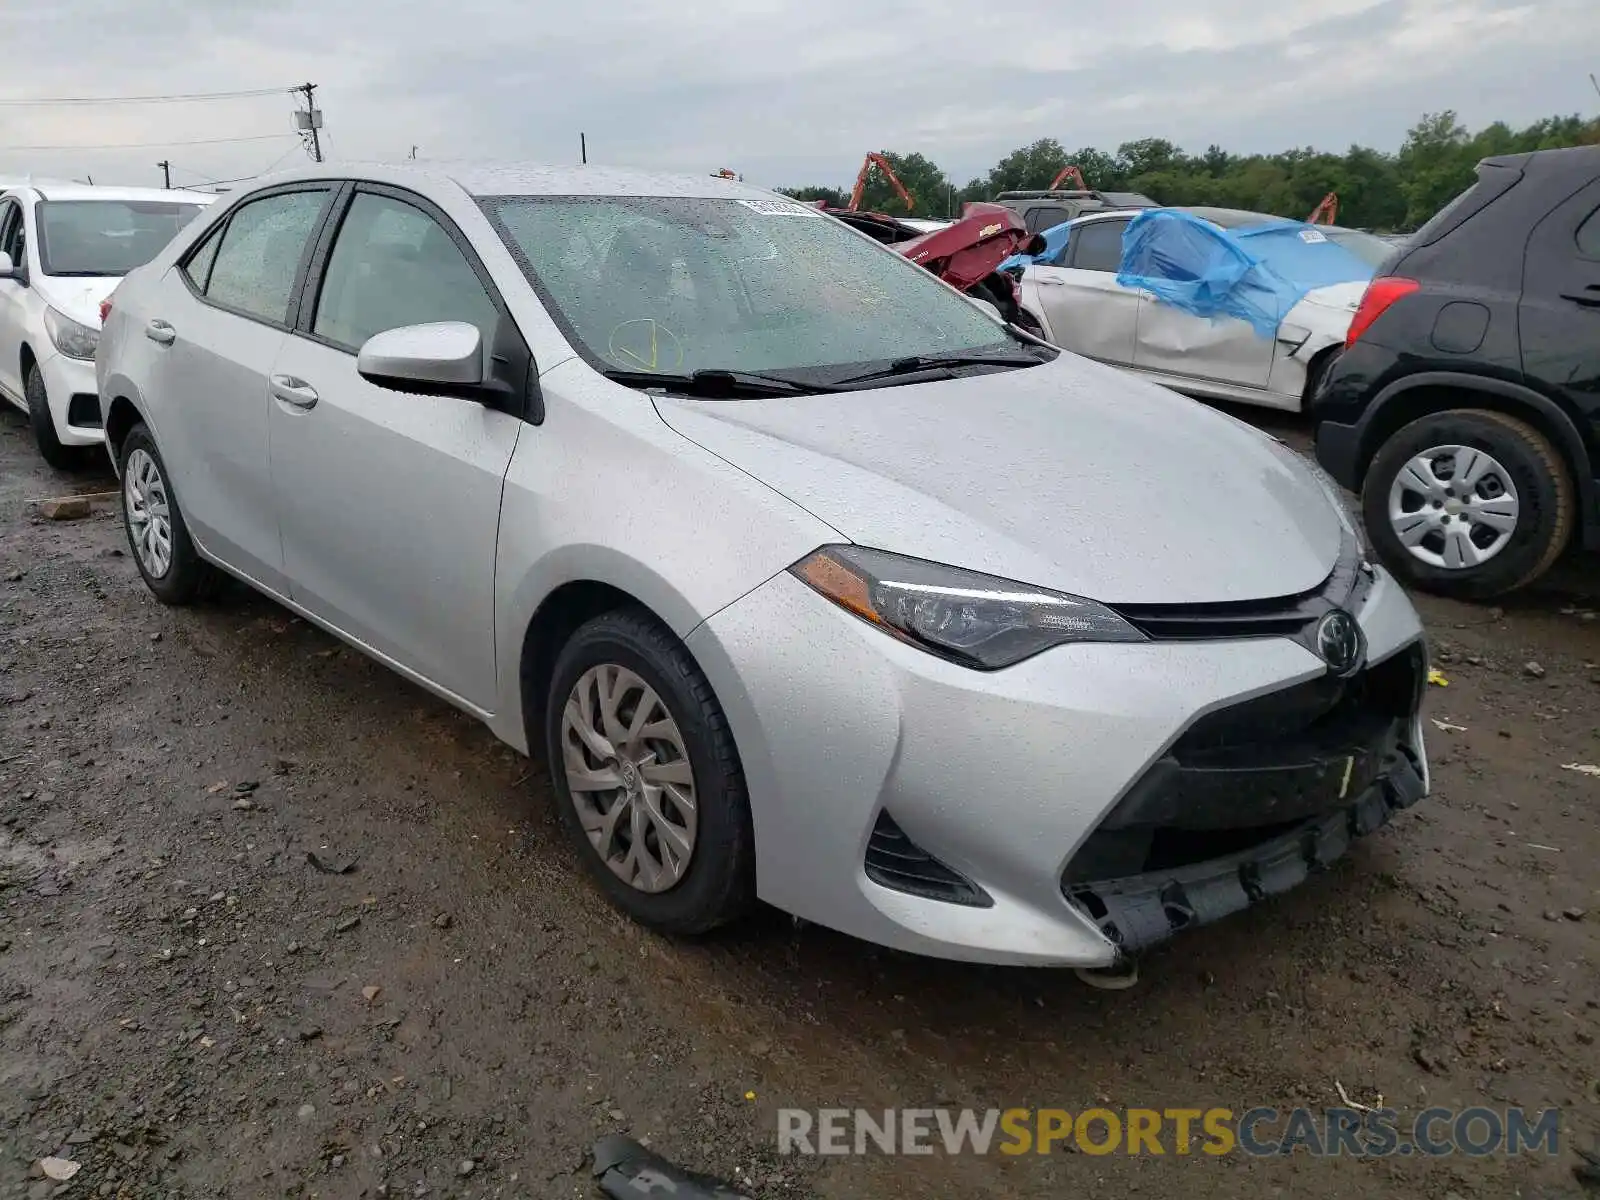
xmin=1315 ymin=609 xmax=1364 ymax=676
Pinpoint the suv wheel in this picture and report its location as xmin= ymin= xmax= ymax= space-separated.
xmin=119 ymin=423 xmax=221 ymax=605
xmin=543 ymin=609 xmax=755 ymax=935
xmin=1361 ymin=408 xmax=1574 ymax=599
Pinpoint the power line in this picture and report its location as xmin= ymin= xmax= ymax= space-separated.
xmin=6 ymin=132 xmax=297 ymax=152
xmin=0 ymin=87 xmax=291 ymax=107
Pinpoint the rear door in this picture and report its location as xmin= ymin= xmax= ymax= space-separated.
xmin=143 ymin=184 xmax=337 ymax=593
xmin=1520 ymin=176 xmax=1600 ymax=436
xmin=268 ymin=184 xmax=526 ymax=709
xmin=1026 ymin=216 xmax=1139 ymax=364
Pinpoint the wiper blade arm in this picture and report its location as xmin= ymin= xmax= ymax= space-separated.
xmin=600 ymin=368 xmax=831 ymax=398
xmin=829 ymin=351 xmax=1047 ymax=387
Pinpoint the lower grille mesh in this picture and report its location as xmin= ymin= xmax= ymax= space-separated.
xmin=865 ymin=812 xmax=992 ymax=908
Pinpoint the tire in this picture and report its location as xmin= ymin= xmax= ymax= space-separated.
xmin=543 ymin=608 xmax=755 ymax=935
xmin=1302 ymin=348 xmax=1340 ymax=411
xmin=118 ymin=423 xmax=221 ymax=606
xmin=24 ymin=363 xmax=81 ymax=470
xmin=1361 ymin=408 xmax=1574 ymax=600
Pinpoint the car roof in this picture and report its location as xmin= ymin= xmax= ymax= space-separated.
xmin=4 ymin=183 xmax=216 ymax=204
xmin=260 ymin=160 xmax=781 ymax=201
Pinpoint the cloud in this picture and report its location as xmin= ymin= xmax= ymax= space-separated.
xmin=0 ymin=0 xmax=1595 ymax=191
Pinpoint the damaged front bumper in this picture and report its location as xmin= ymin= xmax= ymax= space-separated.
xmin=1066 ymin=742 xmax=1426 ymax=955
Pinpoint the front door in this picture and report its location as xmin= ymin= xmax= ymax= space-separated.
xmin=269 ymin=186 xmax=524 ymax=709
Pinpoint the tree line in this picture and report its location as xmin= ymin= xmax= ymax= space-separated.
xmin=778 ymin=111 xmax=1600 ymax=231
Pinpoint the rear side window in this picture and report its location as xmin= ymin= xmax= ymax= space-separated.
xmin=1577 ymin=207 xmax=1600 ymax=259
xmin=202 ymin=190 xmax=330 ymax=325
xmin=1025 ymin=206 xmax=1068 ymax=233
xmin=1069 ymin=220 xmax=1129 ymax=273
xmin=182 ymin=226 xmax=222 ymax=290
xmin=1411 ymin=161 xmax=1521 ymax=249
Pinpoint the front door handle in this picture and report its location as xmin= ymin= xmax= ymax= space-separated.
xmin=145 ymin=319 xmax=176 ymax=345
xmin=270 ymin=374 xmax=319 ymax=409
xmin=1035 ymin=276 xmax=1065 ymax=287
xmin=1560 ymin=286 xmax=1600 ymax=309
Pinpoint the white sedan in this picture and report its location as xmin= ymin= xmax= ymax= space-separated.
xmin=1018 ymin=207 xmax=1395 ymax=412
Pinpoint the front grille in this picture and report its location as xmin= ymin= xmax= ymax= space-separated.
xmin=1061 ymin=643 xmax=1426 ymax=884
xmin=864 ymin=812 xmax=992 ymax=908
xmin=66 ymin=393 xmax=101 ymax=429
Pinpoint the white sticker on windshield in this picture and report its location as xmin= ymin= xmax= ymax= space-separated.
xmin=736 ymin=199 xmax=818 ymax=217
xmin=1299 ymin=229 xmax=1328 ymax=243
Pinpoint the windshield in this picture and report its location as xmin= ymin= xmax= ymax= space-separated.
xmin=480 ymin=195 xmax=1015 ymax=381
xmin=37 ymin=200 xmax=204 ymax=277
xmin=1321 ymin=227 xmax=1395 ymax=268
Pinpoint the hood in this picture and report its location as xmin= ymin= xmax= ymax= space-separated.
xmin=653 ymin=355 xmax=1343 ymax=605
xmin=36 ymin=276 xmax=119 ymax=329
xmin=1298 ymin=280 xmax=1367 ymax=315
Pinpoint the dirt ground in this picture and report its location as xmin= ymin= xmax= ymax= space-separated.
xmin=2 ymin=403 xmax=1599 ymax=1200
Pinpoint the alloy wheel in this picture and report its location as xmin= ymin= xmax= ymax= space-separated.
xmin=1387 ymin=444 xmax=1520 ymax=571
xmin=124 ymin=447 xmax=174 ymax=579
xmin=559 ymin=663 xmax=698 ymax=893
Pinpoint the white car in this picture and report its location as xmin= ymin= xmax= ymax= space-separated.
xmin=1018 ymin=207 xmax=1395 ymax=412
xmin=0 ymin=183 xmax=214 ymax=466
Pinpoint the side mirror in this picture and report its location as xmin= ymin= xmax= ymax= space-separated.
xmin=0 ymin=250 xmax=27 ymax=286
xmin=969 ymin=296 xmax=1003 ymax=321
xmin=356 ymin=321 xmax=484 ymax=396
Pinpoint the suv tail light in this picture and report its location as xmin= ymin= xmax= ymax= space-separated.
xmin=98 ymin=295 xmax=114 ymax=325
xmin=1346 ymin=277 xmax=1418 ymax=348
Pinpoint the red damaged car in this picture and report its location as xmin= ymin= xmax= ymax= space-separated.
xmin=817 ymin=202 xmax=1047 ymax=335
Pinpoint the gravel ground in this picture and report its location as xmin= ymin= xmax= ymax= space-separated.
xmin=2 ymin=404 xmax=1599 ymax=1200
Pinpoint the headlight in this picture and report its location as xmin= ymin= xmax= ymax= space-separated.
xmin=1267 ymin=436 xmax=1366 ymax=554
xmin=790 ymin=545 xmax=1145 ymax=670
xmin=44 ymin=307 xmax=99 ymax=361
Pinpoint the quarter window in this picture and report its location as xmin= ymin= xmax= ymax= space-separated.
xmin=203 ymin=190 xmax=330 ymax=325
xmin=182 ymin=226 xmax=222 ymax=291
xmin=312 ymin=192 xmax=498 ymax=354
xmin=1577 ymin=206 xmax=1600 ymax=259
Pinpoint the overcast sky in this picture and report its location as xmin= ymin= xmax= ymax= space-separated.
xmin=2 ymin=0 xmax=1596 ymax=192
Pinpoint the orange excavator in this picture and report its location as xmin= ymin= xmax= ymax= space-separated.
xmin=1306 ymin=192 xmax=1339 ymax=224
xmin=848 ymin=152 xmax=915 ymax=212
xmin=1047 ymin=165 xmax=1089 ymax=190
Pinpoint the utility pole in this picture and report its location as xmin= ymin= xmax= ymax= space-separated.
xmin=295 ymin=82 xmax=323 ymax=163
xmin=580 ymin=132 xmax=587 ymax=165
xmin=157 ymin=160 xmax=171 ymax=189
xmin=409 ymin=145 xmax=418 ymax=159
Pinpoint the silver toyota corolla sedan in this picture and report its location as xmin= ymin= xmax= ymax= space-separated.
xmin=96 ymin=162 xmax=1430 ymax=968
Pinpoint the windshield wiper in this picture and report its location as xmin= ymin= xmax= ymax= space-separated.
xmin=828 ymin=349 xmax=1050 ymax=388
xmin=600 ymin=367 xmax=834 ymax=398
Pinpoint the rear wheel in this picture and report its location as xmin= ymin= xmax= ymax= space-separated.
xmin=118 ymin=423 xmax=221 ymax=605
xmin=543 ymin=609 xmax=755 ymax=935
xmin=25 ymin=363 xmax=81 ymax=470
xmin=1361 ymin=408 xmax=1573 ymax=599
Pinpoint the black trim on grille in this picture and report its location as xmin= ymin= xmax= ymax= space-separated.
xmin=1109 ymin=529 xmax=1376 ymax=669
xmin=865 ymin=811 xmax=993 ymax=908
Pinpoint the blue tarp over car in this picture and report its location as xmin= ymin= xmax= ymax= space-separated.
xmin=1003 ymin=210 xmax=1377 ymax=338
xmin=1116 ymin=211 xmax=1375 ymax=338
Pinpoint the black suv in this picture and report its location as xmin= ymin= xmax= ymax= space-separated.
xmin=990 ymin=189 xmax=1157 ymax=233
xmin=1313 ymin=145 xmax=1600 ymax=599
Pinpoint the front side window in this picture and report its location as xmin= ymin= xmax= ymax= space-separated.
xmin=481 ymin=194 xmax=1011 ymax=381
xmin=36 ymin=200 xmax=204 ymax=277
xmin=1070 ymin=220 xmax=1129 ymax=273
xmin=313 ymin=192 xmax=499 ymax=353
xmin=203 ymin=190 xmax=329 ymax=325
xmin=0 ymin=201 xmax=24 ymax=266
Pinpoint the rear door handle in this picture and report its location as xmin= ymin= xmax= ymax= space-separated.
xmin=1036 ymin=276 xmax=1065 ymax=287
xmin=1560 ymin=286 xmax=1600 ymax=308
xmin=145 ymin=319 xmax=176 ymax=345
xmin=270 ymin=374 xmax=319 ymax=409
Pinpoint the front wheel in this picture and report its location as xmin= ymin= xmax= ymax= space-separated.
xmin=544 ymin=608 xmax=755 ymax=935
xmin=118 ymin=423 xmax=221 ymax=605
xmin=1360 ymin=408 xmax=1574 ymax=599
xmin=25 ymin=364 xmax=81 ymax=470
